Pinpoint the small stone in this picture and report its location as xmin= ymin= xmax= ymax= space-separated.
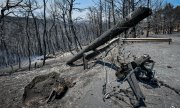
xmin=167 ymin=65 xmax=172 ymax=68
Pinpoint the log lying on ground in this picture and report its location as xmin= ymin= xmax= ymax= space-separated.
xmin=67 ymin=7 xmax=152 ymax=65
xmin=84 ymin=38 xmax=119 ymax=60
xmin=121 ymin=38 xmax=172 ymax=43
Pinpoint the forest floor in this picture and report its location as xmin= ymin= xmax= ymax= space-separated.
xmin=0 ymin=33 xmax=180 ymax=108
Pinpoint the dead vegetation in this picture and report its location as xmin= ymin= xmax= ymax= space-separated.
xmin=1 ymin=35 xmax=180 ymax=108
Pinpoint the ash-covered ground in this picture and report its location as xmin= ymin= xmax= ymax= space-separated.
xmin=0 ymin=33 xmax=180 ymax=108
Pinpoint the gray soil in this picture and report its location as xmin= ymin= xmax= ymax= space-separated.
xmin=0 ymin=33 xmax=180 ymax=108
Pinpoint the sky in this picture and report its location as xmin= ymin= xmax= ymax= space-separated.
xmin=165 ymin=0 xmax=180 ymax=6
xmin=73 ymin=0 xmax=180 ymax=19
xmin=75 ymin=0 xmax=94 ymax=8
xmin=74 ymin=0 xmax=180 ymax=8
xmin=72 ymin=0 xmax=94 ymax=19
xmin=0 ymin=0 xmax=179 ymax=19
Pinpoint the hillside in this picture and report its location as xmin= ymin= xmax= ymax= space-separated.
xmin=0 ymin=33 xmax=180 ymax=108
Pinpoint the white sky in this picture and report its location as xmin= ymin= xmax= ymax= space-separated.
xmin=72 ymin=0 xmax=94 ymax=19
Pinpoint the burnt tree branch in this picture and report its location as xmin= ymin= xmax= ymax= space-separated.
xmin=0 ymin=0 xmax=23 ymax=23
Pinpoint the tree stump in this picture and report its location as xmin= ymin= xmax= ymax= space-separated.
xmin=22 ymin=72 xmax=75 ymax=107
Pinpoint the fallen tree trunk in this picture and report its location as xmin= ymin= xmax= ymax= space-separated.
xmin=82 ymin=38 xmax=119 ymax=61
xmin=67 ymin=7 xmax=152 ymax=65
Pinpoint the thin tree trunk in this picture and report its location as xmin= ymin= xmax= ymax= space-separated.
xmin=17 ymin=42 xmax=21 ymax=69
xmin=31 ymin=12 xmax=43 ymax=55
xmin=43 ymin=0 xmax=47 ymax=65
xmin=123 ymin=0 xmax=127 ymax=38
xmin=68 ymin=0 xmax=82 ymax=51
xmin=62 ymin=13 xmax=73 ymax=52
xmin=1 ymin=39 xmax=9 ymax=67
xmin=108 ymin=6 xmax=111 ymax=29
xmin=99 ymin=0 xmax=103 ymax=34
xmin=146 ymin=0 xmax=150 ymax=37
xmin=131 ymin=0 xmax=136 ymax=38
xmin=59 ymin=23 xmax=67 ymax=51
xmin=25 ymin=11 xmax=31 ymax=71
xmin=111 ymin=0 xmax=116 ymax=25
xmin=54 ymin=25 xmax=60 ymax=50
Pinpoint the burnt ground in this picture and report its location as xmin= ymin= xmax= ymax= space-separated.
xmin=0 ymin=33 xmax=180 ymax=108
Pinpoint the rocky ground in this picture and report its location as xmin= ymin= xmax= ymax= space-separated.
xmin=0 ymin=33 xmax=180 ymax=108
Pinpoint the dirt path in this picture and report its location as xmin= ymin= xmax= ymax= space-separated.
xmin=0 ymin=33 xmax=180 ymax=108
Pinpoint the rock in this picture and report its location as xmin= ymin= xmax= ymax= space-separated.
xmin=167 ymin=65 xmax=172 ymax=68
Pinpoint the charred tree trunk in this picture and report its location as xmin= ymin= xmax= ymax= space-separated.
xmin=17 ymin=42 xmax=21 ymax=69
xmin=146 ymin=0 xmax=150 ymax=37
xmin=131 ymin=0 xmax=136 ymax=38
xmin=31 ymin=13 xmax=43 ymax=55
xmin=108 ymin=6 xmax=111 ymax=29
xmin=59 ymin=23 xmax=67 ymax=51
xmin=66 ymin=7 xmax=152 ymax=65
xmin=122 ymin=0 xmax=128 ymax=38
xmin=25 ymin=12 xmax=31 ymax=71
xmin=43 ymin=0 xmax=47 ymax=65
xmin=111 ymin=0 xmax=116 ymax=25
xmin=68 ymin=0 xmax=82 ymax=51
xmin=99 ymin=0 xmax=103 ymax=35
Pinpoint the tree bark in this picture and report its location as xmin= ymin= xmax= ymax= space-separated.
xmin=99 ymin=0 xmax=103 ymax=34
xmin=111 ymin=0 xmax=116 ymax=25
xmin=146 ymin=0 xmax=150 ymax=37
xmin=25 ymin=11 xmax=31 ymax=71
xmin=66 ymin=7 xmax=152 ymax=65
xmin=43 ymin=0 xmax=47 ymax=65
xmin=131 ymin=0 xmax=136 ymax=38
xmin=31 ymin=13 xmax=43 ymax=55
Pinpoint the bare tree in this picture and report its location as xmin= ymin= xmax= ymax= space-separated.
xmin=146 ymin=0 xmax=151 ymax=37
xmin=99 ymin=0 xmax=103 ymax=35
xmin=29 ymin=0 xmax=43 ymax=55
xmin=109 ymin=0 xmax=116 ymax=25
xmin=0 ymin=0 xmax=23 ymax=23
xmin=54 ymin=0 xmax=74 ymax=53
xmin=0 ymin=0 xmax=23 ymax=68
xmin=67 ymin=0 xmax=82 ymax=51
xmin=42 ymin=0 xmax=47 ymax=65
xmin=25 ymin=10 xmax=31 ymax=70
